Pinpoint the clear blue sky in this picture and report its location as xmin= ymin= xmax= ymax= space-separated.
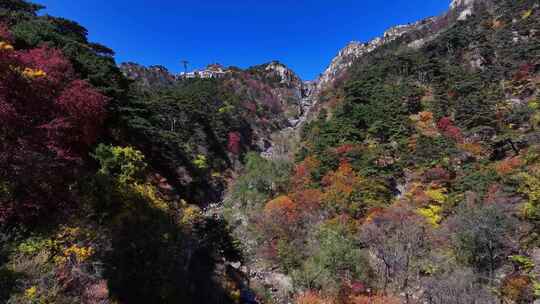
xmin=37 ymin=1 xmax=450 ymax=80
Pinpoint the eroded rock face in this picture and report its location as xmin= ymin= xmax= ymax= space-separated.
xmin=316 ymin=41 xmax=378 ymax=91
xmin=255 ymin=61 xmax=318 ymax=127
xmin=450 ymin=0 xmax=476 ymax=10
xmin=316 ymin=19 xmax=434 ymax=92
xmin=264 ymin=61 xmax=303 ymax=88
xmin=120 ymin=62 xmax=176 ymax=87
xmin=315 ymin=0 xmax=496 ymax=93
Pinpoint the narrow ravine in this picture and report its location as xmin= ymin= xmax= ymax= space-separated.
xmin=261 ymin=80 xmax=319 ymax=160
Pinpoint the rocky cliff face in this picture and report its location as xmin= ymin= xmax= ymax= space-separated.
xmin=314 ymin=0 xmax=489 ymax=92
xmin=259 ymin=61 xmax=315 ymax=126
xmin=120 ymin=62 xmax=177 ymax=87
xmin=120 ymin=60 xmax=317 ymax=157
xmin=263 ymin=61 xmax=303 ymax=88
xmin=314 ymin=20 xmax=434 ymax=91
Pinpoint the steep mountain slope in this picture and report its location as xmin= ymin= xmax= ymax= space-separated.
xmin=315 ymin=0 xmax=489 ymax=92
xmin=1 ymin=0 xmax=540 ymax=303
xmin=120 ymin=61 xmax=312 ymax=147
xmin=225 ymin=0 xmax=540 ymax=303
xmin=0 ymin=2 xmax=243 ymax=303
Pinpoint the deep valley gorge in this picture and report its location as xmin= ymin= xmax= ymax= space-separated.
xmin=1 ymin=0 xmax=540 ymax=303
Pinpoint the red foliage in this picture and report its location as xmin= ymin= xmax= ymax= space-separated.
xmin=83 ymin=280 xmax=110 ymax=304
xmin=335 ymin=144 xmax=355 ymax=155
xmin=56 ymin=80 xmax=108 ymax=146
xmin=348 ymin=281 xmax=367 ymax=295
xmin=227 ymin=131 xmax=241 ymax=154
xmin=437 ymin=117 xmax=463 ymax=143
xmin=423 ymin=166 xmax=451 ymax=183
xmin=0 ymin=38 xmax=108 ymax=223
xmin=436 ymin=117 xmax=452 ymax=130
xmin=513 ymin=63 xmax=536 ymax=82
xmin=18 ymin=45 xmax=74 ymax=90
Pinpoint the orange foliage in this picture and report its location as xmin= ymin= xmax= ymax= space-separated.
xmin=293 ymin=156 xmax=321 ymax=190
xmin=419 ymin=111 xmax=433 ymax=122
xmin=458 ymin=142 xmax=486 ymax=157
xmin=411 ymin=111 xmax=439 ymax=138
xmin=322 ymin=163 xmax=361 ymax=195
xmin=495 ymin=156 xmax=522 ymax=176
xmin=264 ymin=195 xmax=298 ymax=222
xmin=292 ymin=188 xmax=323 ymax=213
xmin=501 ymin=275 xmax=532 ymax=303
xmin=296 ymin=291 xmax=335 ymax=304
xmin=322 ymin=162 xmax=363 ymax=210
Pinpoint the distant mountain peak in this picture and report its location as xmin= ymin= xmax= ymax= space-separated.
xmin=120 ymin=62 xmax=176 ymax=87
xmin=314 ymin=0 xmax=490 ymax=92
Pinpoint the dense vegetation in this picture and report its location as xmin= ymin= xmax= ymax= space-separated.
xmin=1 ymin=0 xmax=540 ymax=303
xmin=0 ymin=1 xmax=244 ymax=303
xmin=225 ymin=0 xmax=540 ymax=303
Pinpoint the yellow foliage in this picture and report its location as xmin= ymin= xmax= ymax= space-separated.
xmin=518 ymin=172 xmax=540 ymax=202
xmin=531 ymin=112 xmax=540 ymax=129
xmin=56 ymin=225 xmax=82 ymax=242
xmin=24 ymin=286 xmax=38 ymax=300
xmin=517 ymin=172 xmax=540 ymax=220
xmin=417 ymin=205 xmax=443 ymax=227
xmin=229 ymin=289 xmax=241 ymax=303
xmin=50 ymin=225 xmax=97 ymax=265
xmin=130 ymin=183 xmax=169 ymax=212
xmin=181 ymin=205 xmax=202 ymax=225
xmin=425 ymin=188 xmax=447 ymax=203
xmin=218 ymin=103 xmax=235 ymax=113
xmin=522 ymin=9 xmax=533 ymax=19
xmin=17 ymin=237 xmax=55 ymax=256
xmin=56 ymin=244 xmax=94 ymax=264
xmin=193 ymin=154 xmax=208 ymax=169
xmin=0 ymin=41 xmax=14 ymax=51
xmin=418 ymin=111 xmax=433 ymax=122
xmin=22 ymin=67 xmax=47 ymax=79
xmin=93 ymin=144 xmax=147 ymax=184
